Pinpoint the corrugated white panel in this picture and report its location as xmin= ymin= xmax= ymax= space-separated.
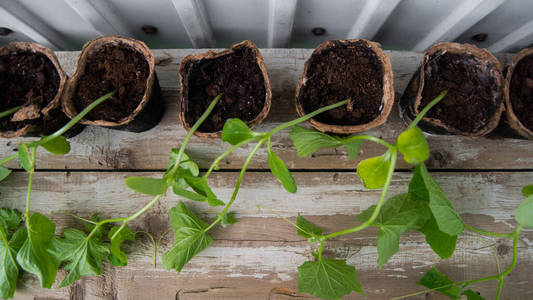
xmin=0 ymin=0 xmax=532 ymax=53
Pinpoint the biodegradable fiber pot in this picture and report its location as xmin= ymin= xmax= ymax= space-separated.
xmin=62 ymin=35 xmax=164 ymax=132
xmin=400 ymin=42 xmax=504 ymax=138
xmin=179 ymin=40 xmax=271 ymax=138
xmin=503 ymin=48 xmax=533 ymax=139
xmin=295 ymin=39 xmax=394 ymax=134
xmin=0 ymin=42 xmax=68 ymax=138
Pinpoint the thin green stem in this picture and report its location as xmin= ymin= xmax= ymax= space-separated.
xmin=24 ymin=147 xmax=37 ymax=218
xmin=0 ymin=153 xmax=18 ymax=165
xmin=496 ymin=278 xmax=504 ymax=300
xmin=464 ymin=224 xmax=514 ymax=239
xmin=408 ymin=90 xmax=448 ymax=130
xmin=0 ymin=106 xmax=21 ymax=119
xmin=266 ymin=99 xmax=350 ymax=138
xmin=203 ymin=136 xmax=260 ymax=178
xmin=110 ymin=194 xmax=163 ymax=240
xmin=169 ymin=94 xmax=222 ymax=177
xmin=317 ymin=238 xmax=325 ymax=261
xmin=323 ymin=149 xmax=397 ymax=239
xmin=343 ymin=134 xmax=394 ymax=149
xmin=38 ymin=91 xmax=114 ymax=145
xmin=69 ymin=213 xmax=98 ymax=225
xmin=204 ymin=140 xmax=265 ymax=232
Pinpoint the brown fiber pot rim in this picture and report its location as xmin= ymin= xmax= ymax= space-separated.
xmin=0 ymin=42 xmax=67 ymax=138
xmin=62 ymin=35 xmax=156 ymax=127
xmin=295 ymin=39 xmax=394 ymax=134
xmin=413 ymin=42 xmax=504 ymax=138
xmin=503 ymin=47 xmax=533 ymax=139
xmin=179 ymin=40 xmax=272 ymax=138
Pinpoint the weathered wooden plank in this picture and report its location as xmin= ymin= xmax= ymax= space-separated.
xmin=1 ymin=49 xmax=530 ymax=171
xmin=1 ymin=171 xmax=531 ymax=221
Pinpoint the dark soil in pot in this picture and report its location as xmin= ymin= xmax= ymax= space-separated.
xmin=179 ymin=40 xmax=271 ymax=137
xmin=503 ymin=48 xmax=533 ymax=139
xmin=0 ymin=42 xmax=69 ymax=138
xmin=400 ymin=42 xmax=504 ymax=138
xmin=295 ymin=39 xmax=394 ymax=134
xmin=62 ymin=36 xmax=163 ymax=132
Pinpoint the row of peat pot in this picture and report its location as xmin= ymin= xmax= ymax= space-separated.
xmin=1 ymin=35 xmax=532 ymax=140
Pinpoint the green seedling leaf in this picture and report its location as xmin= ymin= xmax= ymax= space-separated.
xmin=420 ymin=216 xmax=457 ymax=259
xmin=172 ymin=185 xmax=208 ymax=202
xmin=183 ymin=176 xmax=224 ymax=207
xmin=411 ymin=165 xmax=463 ymax=236
xmin=80 ymin=213 xmax=109 ymax=239
xmin=0 ymin=166 xmax=12 ymax=182
xmin=40 ymin=136 xmax=70 ymax=155
xmin=0 ymin=210 xmax=25 ymax=299
xmin=515 ymin=195 xmax=533 ymax=228
xmin=418 ymin=267 xmax=461 ymax=299
xmin=221 ymin=118 xmax=257 ymax=145
xmin=0 ymin=208 xmax=22 ymax=231
xmin=522 ymin=184 xmax=533 ymax=197
xmin=267 ymin=147 xmax=297 ymax=193
xmin=289 ymin=126 xmax=343 ymax=157
xmin=162 ymin=202 xmax=213 ymax=273
xmin=221 ymin=212 xmax=238 ymax=228
xmin=168 ymin=150 xmax=199 ymax=177
xmin=16 ymin=213 xmax=58 ymax=288
xmin=50 ymin=228 xmax=109 ymax=287
xmin=464 ymin=289 xmax=485 ymax=300
xmin=356 ymin=194 xmax=431 ymax=266
xmin=108 ymin=226 xmax=135 ymax=266
xmin=356 ymin=151 xmax=392 ymax=189
xmin=18 ymin=143 xmax=32 ymax=172
xmin=344 ymin=139 xmax=363 ymax=160
xmin=296 ymin=214 xmax=323 ymax=241
xmin=298 ymin=257 xmax=364 ymax=299
xmin=397 ymin=127 xmax=429 ymax=164
xmin=125 ymin=176 xmax=167 ymax=195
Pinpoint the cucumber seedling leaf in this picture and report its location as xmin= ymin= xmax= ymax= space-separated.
xmin=49 ymin=228 xmax=109 ymax=288
xmin=0 ymin=209 xmax=25 ymax=299
xmin=411 ymin=165 xmax=463 ymax=236
xmin=40 ymin=136 xmax=71 ymax=155
xmin=298 ymin=257 xmax=364 ymax=299
xmin=221 ymin=211 xmax=238 ymax=228
xmin=125 ymin=176 xmax=167 ymax=196
xmin=16 ymin=213 xmax=58 ymax=288
xmin=183 ymin=176 xmax=224 ymax=207
xmin=356 ymin=151 xmax=392 ymax=189
xmin=296 ymin=214 xmax=323 ymax=241
xmin=18 ymin=143 xmax=32 ymax=172
xmin=522 ymin=184 xmax=533 ymax=197
xmin=397 ymin=127 xmax=429 ymax=164
xmin=515 ymin=195 xmax=533 ymax=229
xmin=267 ymin=146 xmax=297 ymax=193
xmin=167 ymin=150 xmax=199 ymax=177
xmin=418 ymin=267 xmax=462 ymax=299
xmin=162 ymin=202 xmax=213 ymax=273
xmin=464 ymin=289 xmax=485 ymax=300
xmin=419 ymin=216 xmax=457 ymax=259
xmin=344 ymin=139 xmax=363 ymax=160
xmin=289 ymin=126 xmax=343 ymax=157
xmin=108 ymin=226 xmax=135 ymax=266
xmin=0 ymin=166 xmax=12 ymax=182
xmin=221 ymin=118 xmax=258 ymax=145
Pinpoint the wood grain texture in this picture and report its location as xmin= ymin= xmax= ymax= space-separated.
xmin=1 ymin=49 xmax=530 ymax=171
xmin=2 ymin=171 xmax=532 ymax=299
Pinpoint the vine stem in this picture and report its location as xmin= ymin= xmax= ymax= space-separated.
xmin=204 ymin=140 xmax=265 ymax=232
xmin=0 ymin=106 xmax=21 ymax=119
xmin=392 ymin=225 xmax=522 ymax=300
xmin=106 ymin=95 xmax=222 ymax=240
xmin=343 ymin=134 xmax=394 ymax=148
xmin=464 ymin=224 xmax=514 ymax=239
xmin=203 ymin=136 xmax=260 ymax=178
xmin=38 ymin=91 xmax=114 ymax=145
xmin=408 ymin=90 xmax=448 ymax=130
xmin=24 ymin=147 xmax=37 ymax=219
xmin=0 ymin=153 xmax=18 ymax=165
xmin=323 ymin=149 xmax=398 ymax=239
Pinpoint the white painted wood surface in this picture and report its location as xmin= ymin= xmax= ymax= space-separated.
xmin=1 ymin=48 xmax=532 ymax=299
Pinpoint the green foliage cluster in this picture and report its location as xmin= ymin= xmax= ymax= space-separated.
xmin=0 ymin=89 xmax=531 ymax=300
